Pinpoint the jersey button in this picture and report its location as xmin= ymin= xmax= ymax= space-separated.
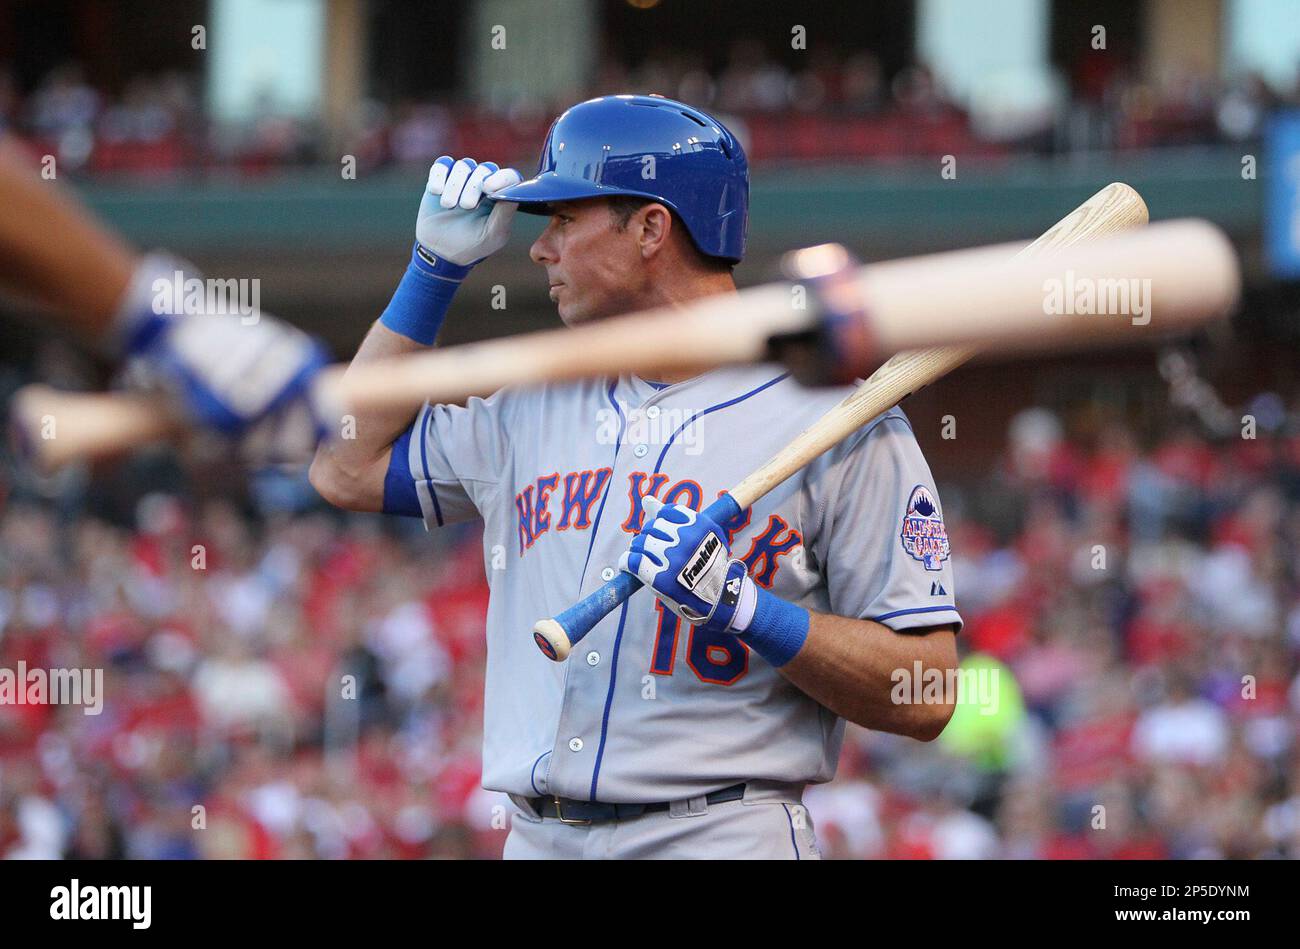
xmin=633 ymin=444 xmax=648 ymax=458
xmin=600 ymin=566 xmax=616 ymax=581
xmin=646 ymin=405 xmax=661 ymax=419
xmin=586 ymin=651 xmax=600 ymax=666
xmin=568 ymin=738 xmax=584 ymax=752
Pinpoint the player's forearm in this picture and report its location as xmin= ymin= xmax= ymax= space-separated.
xmin=309 ymin=320 xmax=425 ymax=511
xmin=0 ymin=137 xmax=136 ymax=339
xmin=311 ymin=156 xmax=519 ymax=511
xmin=777 ymin=613 xmax=958 ymax=740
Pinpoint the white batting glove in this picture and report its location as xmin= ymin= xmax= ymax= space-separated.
xmin=415 ymin=156 xmax=523 ymax=266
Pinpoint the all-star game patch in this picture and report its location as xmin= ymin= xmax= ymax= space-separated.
xmin=900 ymin=485 xmax=950 ymax=571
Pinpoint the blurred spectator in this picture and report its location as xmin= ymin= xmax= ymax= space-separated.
xmin=1131 ymin=675 xmax=1231 ymax=766
xmin=25 ymin=63 xmax=99 ymax=140
xmin=716 ymin=38 xmax=792 ymax=112
xmin=389 ymin=103 xmax=453 ymax=166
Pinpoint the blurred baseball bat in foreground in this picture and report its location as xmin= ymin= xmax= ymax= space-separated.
xmin=11 ymin=195 xmax=1238 ymax=472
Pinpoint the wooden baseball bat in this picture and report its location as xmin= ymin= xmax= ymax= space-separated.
xmin=9 ymin=199 xmax=1238 ymax=473
xmin=340 ymin=215 xmax=1233 ymax=409
xmin=530 ymin=181 xmax=1159 ymax=660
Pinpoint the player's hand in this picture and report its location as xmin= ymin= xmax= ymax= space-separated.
xmin=416 ymin=156 xmax=523 ymax=266
xmin=618 ymin=496 xmax=753 ymax=633
xmin=118 ymin=255 xmax=331 ymax=464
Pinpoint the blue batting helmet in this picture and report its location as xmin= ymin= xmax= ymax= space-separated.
xmin=491 ymin=94 xmax=749 ymax=262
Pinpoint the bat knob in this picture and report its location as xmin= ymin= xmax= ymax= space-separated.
xmin=533 ymin=619 xmax=572 ymax=662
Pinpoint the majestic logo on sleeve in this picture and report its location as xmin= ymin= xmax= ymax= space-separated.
xmin=900 ymin=485 xmax=949 ymax=571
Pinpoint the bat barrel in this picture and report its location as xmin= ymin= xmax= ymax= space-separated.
xmin=860 ymin=219 xmax=1236 ymax=359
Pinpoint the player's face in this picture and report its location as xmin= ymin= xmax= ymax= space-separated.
xmin=529 ymin=199 xmax=647 ymax=326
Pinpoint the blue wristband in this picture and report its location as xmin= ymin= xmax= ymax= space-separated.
xmin=382 ymin=422 xmax=422 ymax=517
xmin=701 ymin=559 xmax=748 ymax=635
xmin=379 ymin=243 xmax=473 ymax=344
xmin=736 ymin=588 xmax=810 ymax=667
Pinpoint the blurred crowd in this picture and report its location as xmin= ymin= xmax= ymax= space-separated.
xmin=813 ymin=403 xmax=1300 ymax=859
xmin=2 ymin=389 xmax=1300 ymax=860
xmin=0 ymin=494 xmax=505 ymax=859
xmin=2 ymin=35 xmax=1298 ymax=176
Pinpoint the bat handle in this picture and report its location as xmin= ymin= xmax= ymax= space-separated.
xmin=532 ymin=494 xmax=743 ymax=661
xmin=532 ymin=572 xmax=643 ymax=661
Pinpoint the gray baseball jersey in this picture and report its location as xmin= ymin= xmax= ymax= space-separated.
xmin=400 ymin=364 xmax=961 ymax=803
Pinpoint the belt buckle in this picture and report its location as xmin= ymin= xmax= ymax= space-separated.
xmin=553 ymin=796 xmax=592 ymax=825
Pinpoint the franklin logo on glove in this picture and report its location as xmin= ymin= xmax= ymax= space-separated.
xmin=680 ymin=534 xmax=722 ymax=590
xmin=619 ymin=493 xmax=815 ymax=669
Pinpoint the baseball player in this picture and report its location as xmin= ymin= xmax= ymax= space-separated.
xmin=311 ymin=95 xmax=961 ymax=859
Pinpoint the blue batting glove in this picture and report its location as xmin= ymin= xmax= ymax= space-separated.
xmin=618 ymin=496 xmax=750 ymax=630
xmin=619 ymin=496 xmax=811 ymax=666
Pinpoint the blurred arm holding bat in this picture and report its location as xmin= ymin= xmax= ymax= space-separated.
xmin=0 ymin=138 xmax=528 ymax=475
xmin=0 ymin=135 xmax=330 ymax=464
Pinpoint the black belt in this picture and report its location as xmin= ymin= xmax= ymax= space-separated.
xmin=529 ymin=783 xmax=747 ymax=824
